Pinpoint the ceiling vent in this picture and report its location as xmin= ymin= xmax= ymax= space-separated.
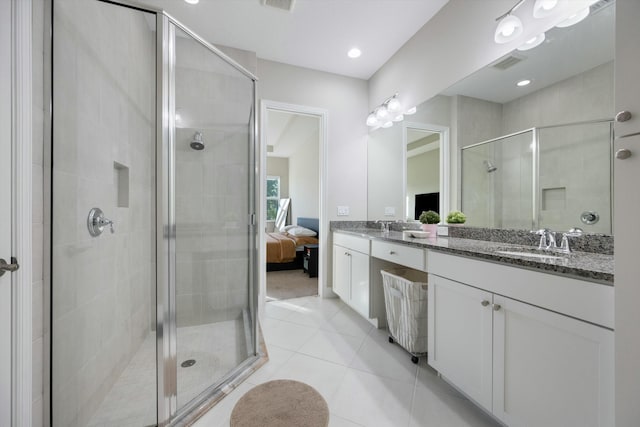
xmin=491 ymin=53 xmax=525 ymax=71
xmin=262 ymin=0 xmax=296 ymax=12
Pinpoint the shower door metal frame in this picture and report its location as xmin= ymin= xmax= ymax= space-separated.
xmin=155 ymin=9 xmax=261 ymax=427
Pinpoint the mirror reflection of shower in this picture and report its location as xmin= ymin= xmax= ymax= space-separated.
xmin=190 ymin=131 xmax=205 ymax=150
xmin=484 ymin=160 xmax=498 ymax=173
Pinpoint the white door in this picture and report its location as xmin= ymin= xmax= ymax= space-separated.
xmin=614 ymin=1 xmax=640 ymax=424
xmin=427 ymin=275 xmax=493 ymax=411
xmin=492 ymin=295 xmax=614 ymax=427
xmin=0 ymin=0 xmax=13 ymax=423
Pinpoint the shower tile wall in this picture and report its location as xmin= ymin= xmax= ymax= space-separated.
xmin=52 ymin=2 xmax=156 ymax=426
xmin=174 ymin=36 xmax=251 ymax=328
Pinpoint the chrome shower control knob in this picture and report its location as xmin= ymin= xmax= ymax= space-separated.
xmin=615 ymin=148 xmax=632 ymax=160
xmin=615 ymin=110 xmax=632 ymax=122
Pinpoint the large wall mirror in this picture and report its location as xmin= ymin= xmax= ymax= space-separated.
xmin=367 ymin=0 xmax=614 ymax=235
xmin=368 ymin=95 xmax=451 ymax=221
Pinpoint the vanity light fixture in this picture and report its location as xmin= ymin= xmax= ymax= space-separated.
xmin=367 ymin=93 xmax=412 ymax=127
xmin=494 ymin=0 xmax=526 ymax=44
xmin=533 ymin=0 xmax=559 ymax=18
xmin=347 ymin=47 xmax=361 ymax=58
xmin=516 ymin=79 xmax=531 ymax=87
xmin=375 ymin=105 xmax=390 ymax=121
xmin=495 ymin=13 xmax=524 ymax=43
xmin=517 ymin=33 xmax=546 ymax=51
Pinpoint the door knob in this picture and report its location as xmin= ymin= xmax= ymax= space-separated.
xmin=615 ymin=149 xmax=632 ymax=160
xmin=616 ymin=110 xmax=632 ymax=122
xmin=0 ymin=257 xmax=19 ymax=277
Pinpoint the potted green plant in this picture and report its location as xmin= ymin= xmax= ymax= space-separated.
xmin=446 ymin=210 xmax=467 ymax=225
xmin=419 ymin=210 xmax=440 ymax=233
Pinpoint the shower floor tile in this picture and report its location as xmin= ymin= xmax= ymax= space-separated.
xmin=87 ymin=318 xmax=247 ymax=427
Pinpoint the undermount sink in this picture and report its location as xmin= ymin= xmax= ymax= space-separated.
xmin=495 ymin=250 xmax=565 ymax=260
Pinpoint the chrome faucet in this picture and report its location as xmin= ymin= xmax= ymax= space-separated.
xmin=376 ymin=220 xmax=391 ymax=233
xmin=531 ymin=228 xmax=583 ymax=253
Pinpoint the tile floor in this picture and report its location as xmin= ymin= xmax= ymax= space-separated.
xmin=193 ymin=296 xmax=501 ymax=427
xmin=88 ymin=319 xmax=247 ymax=427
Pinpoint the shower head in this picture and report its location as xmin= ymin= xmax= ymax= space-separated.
xmin=484 ymin=160 xmax=498 ymax=173
xmin=190 ymin=131 xmax=205 ymax=150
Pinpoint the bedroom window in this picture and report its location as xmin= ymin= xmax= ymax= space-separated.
xmin=266 ymin=176 xmax=280 ymax=221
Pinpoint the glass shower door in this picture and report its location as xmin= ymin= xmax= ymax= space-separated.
xmin=171 ymin=25 xmax=257 ymax=411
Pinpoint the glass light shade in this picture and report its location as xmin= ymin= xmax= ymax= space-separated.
xmin=404 ymin=106 xmax=417 ymax=115
xmin=556 ymin=7 xmax=589 ymax=28
xmin=517 ymin=33 xmax=546 ymax=51
xmin=533 ymin=0 xmax=559 ymax=18
xmin=386 ymin=97 xmax=402 ymax=113
xmin=392 ymin=114 xmax=404 ymax=122
xmin=184 ymin=0 xmax=199 ymax=4
xmin=494 ymin=14 xmax=523 ymax=44
xmin=381 ymin=121 xmax=393 ymax=128
xmin=375 ymin=105 xmax=390 ymax=121
xmin=366 ymin=113 xmax=378 ymax=127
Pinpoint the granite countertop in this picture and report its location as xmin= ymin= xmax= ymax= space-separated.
xmin=333 ymin=228 xmax=613 ymax=285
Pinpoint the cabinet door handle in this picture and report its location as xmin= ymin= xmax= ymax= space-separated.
xmin=389 ymin=250 xmax=396 ymax=255
xmin=493 ymin=304 xmax=502 ymax=311
xmin=481 ymin=300 xmax=490 ymax=307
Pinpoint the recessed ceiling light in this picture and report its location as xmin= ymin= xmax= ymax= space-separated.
xmin=347 ymin=47 xmax=361 ymax=59
xmin=517 ymin=79 xmax=531 ymax=87
xmin=184 ymin=0 xmax=199 ymax=4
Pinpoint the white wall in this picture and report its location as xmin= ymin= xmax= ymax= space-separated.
xmin=407 ymin=148 xmax=439 ymax=220
xmin=257 ymin=59 xmax=369 ymax=221
xmin=289 ymin=128 xmax=320 ymax=222
xmin=266 ymin=156 xmax=290 ymax=198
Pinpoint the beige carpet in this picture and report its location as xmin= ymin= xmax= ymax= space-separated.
xmin=230 ymin=380 xmax=329 ymax=427
xmin=266 ymin=270 xmax=318 ymax=300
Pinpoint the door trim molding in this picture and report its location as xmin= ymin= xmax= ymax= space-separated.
xmin=259 ymin=100 xmax=329 ymax=310
xmin=11 ymin=0 xmax=33 ymax=425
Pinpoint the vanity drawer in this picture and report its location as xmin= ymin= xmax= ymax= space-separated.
xmin=371 ymin=240 xmax=427 ymax=271
xmin=333 ymin=232 xmax=370 ymax=254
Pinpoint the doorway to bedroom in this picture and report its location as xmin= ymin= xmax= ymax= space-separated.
xmin=264 ymin=109 xmax=321 ymax=301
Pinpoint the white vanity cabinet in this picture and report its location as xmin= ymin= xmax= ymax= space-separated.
xmin=428 ymin=252 xmax=614 ymax=427
xmin=333 ymin=233 xmax=371 ymax=318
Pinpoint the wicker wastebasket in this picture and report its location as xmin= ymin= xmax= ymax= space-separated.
xmin=381 ymin=268 xmax=428 ymax=363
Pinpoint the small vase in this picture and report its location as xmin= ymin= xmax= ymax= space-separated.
xmin=421 ymin=223 xmax=437 ymax=234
